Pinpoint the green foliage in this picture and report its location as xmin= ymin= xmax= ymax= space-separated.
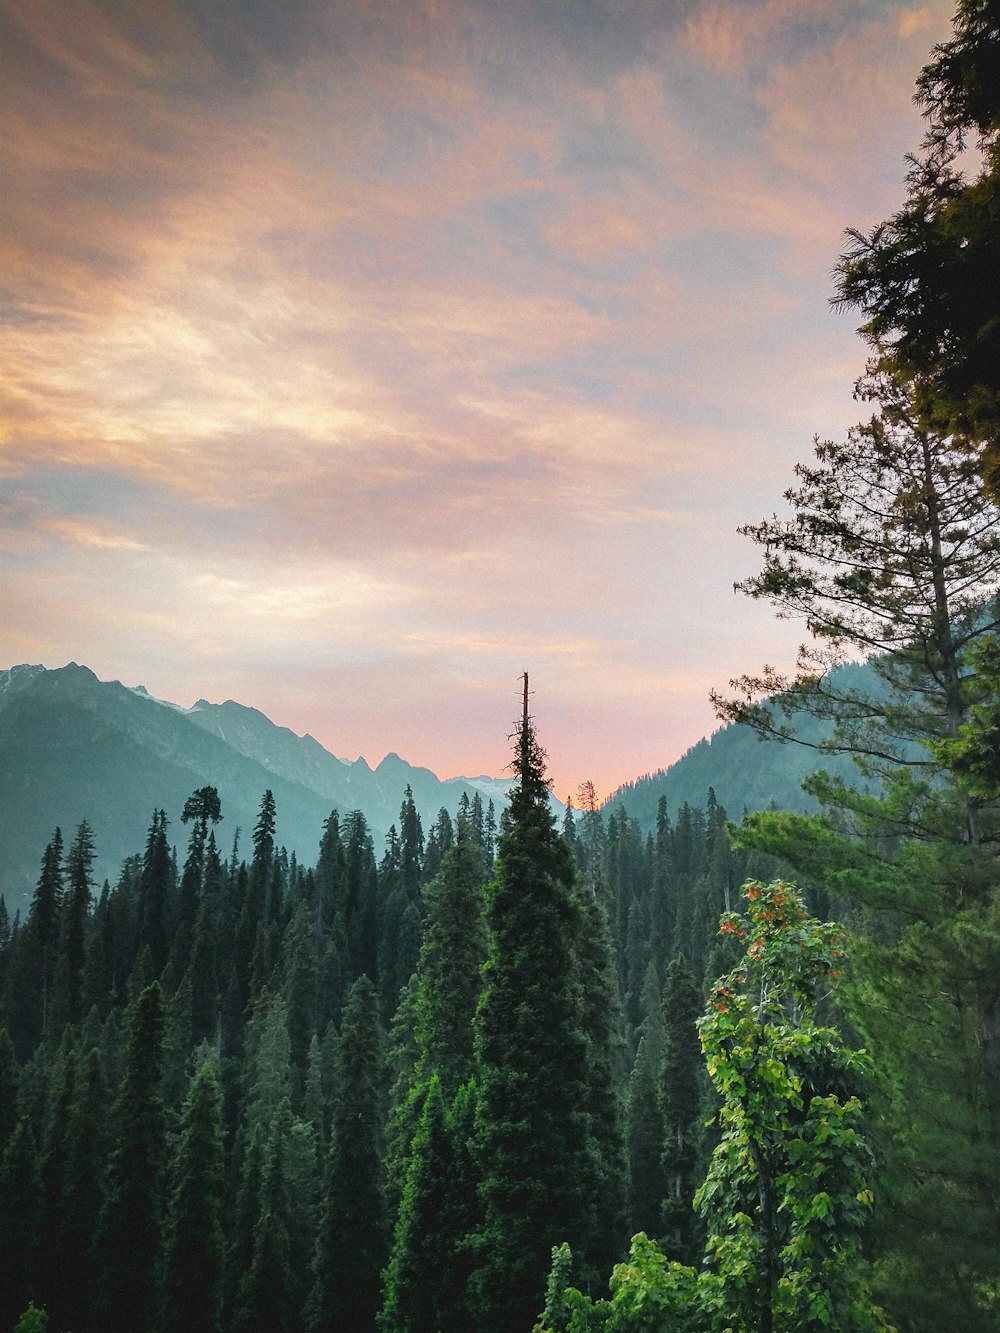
xmin=308 ymin=974 xmax=387 ymax=1332
xmin=624 ymin=1037 xmax=664 ymax=1238
xmin=13 ymin=1305 xmax=48 ymax=1333
xmin=93 ymin=981 xmax=167 ymax=1332
xmin=732 ymin=645 xmax=1000 ymax=1333
xmin=834 ymin=0 xmax=1000 ymax=493
xmin=659 ymin=952 xmax=703 ymax=1264
xmin=473 ymin=702 xmax=595 ymax=1330
xmin=0 ymin=1118 xmax=42 ymax=1333
xmin=696 ymin=881 xmax=885 ymax=1333
xmin=160 ymin=1060 xmax=226 ymax=1333
xmin=540 ymin=882 xmax=889 ymax=1333
xmin=381 ymin=1074 xmax=479 ymax=1332
xmin=715 ymin=370 xmax=1000 ymax=779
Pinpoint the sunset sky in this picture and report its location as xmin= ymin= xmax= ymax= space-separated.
xmin=1 ymin=0 xmax=955 ymax=799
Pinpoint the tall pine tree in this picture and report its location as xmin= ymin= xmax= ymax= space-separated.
xmin=473 ymin=677 xmax=593 ymax=1331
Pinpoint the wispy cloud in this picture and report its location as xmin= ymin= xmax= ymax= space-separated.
xmin=0 ymin=0 xmax=956 ymax=793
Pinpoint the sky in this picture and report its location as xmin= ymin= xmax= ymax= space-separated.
xmin=0 ymin=0 xmax=956 ymax=800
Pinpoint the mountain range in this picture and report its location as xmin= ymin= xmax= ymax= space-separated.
xmin=0 ymin=660 xmax=866 ymax=913
xmin=0 ymin=663 xmax=512 ymax=912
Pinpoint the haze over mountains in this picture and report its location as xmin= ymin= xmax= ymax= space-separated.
xmin=0 ymin=663 xmax=512 ymax=910
xmin=0 ymin=661 xmax=862 ymax=912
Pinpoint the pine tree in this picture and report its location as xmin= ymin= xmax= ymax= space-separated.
xmin=573 ymin=878 xmax=628 ymax=1283
xmin=226 ymin=1121 xmax=266 ymax=1322
xmin=0 ymin=896 xmax=11 ymax=994
xmin=384 ymin=833 xmax=488 ymax=1262
xmin=649 ymin=796 xmax=675 ymax=964
xmin=92 ymin=981 xmax=167 ymax=1331
xmin=0 ymin=1117 xmax=42 ymax=1333
xmin=422 ymin=805 xmax=455 ymax=883
xmin=281 ymin=901 xmax=317 ymax=1092
xmin=188 ymin=831 xmax=223 ymax=1045
xmin=36 ymin=1038 xmax=76 ymax=1316
xmin=169 ymin=787 xmax=222 ymax=984
xmin=5 ymin=830 xmax=64 ymax=1056
xmin=717 ymin=360 xmax=1000 ymax=1326
xmin=0 ymin=1025 xmax=18 ymax=1158
xmin=413 ymin=837 xmax=487 ymax=1092
xmin=660 ymin=951 xmax=704 ymax=1265
xmin=315 ymin=811 xmax=349 ymax=1028
xmin=380 ymin=1075 xmax=459 ymax=1333
xmin=50 ymin=1043 xmax=108 ymax=1333
xmin=473 ymin=679 xmax=592 ymax=1331
xmin=624 ymin=1035 xmax=665 ymax=1237
xmin=835 ymin=0 xmax=1000 ymax=493
xmin=378 ymin=799 xmax=423 ymax=1015
xmin=138 ymin=811 xmax=173 ymax=979
xmin=160 ymin=1060 xmax=225 ymax=1333
xmin=233 ymin=1105 xmax=295 ymax=1333
xmin=61 ymin=821 xmax=95 ymax=1024
xmin=242 ymin=991 xmax=293 ymax=1137
xmin=380 ymin=1076 xmax=482 ymax=1333
xmin=308 ymin=974 xmax=387 ymax=1332
xmin=343 ymin=810 xmax=380 ymax=984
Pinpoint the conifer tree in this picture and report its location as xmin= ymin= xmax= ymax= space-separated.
xmin=303 ymin=1031 xmax=328 ymax=1144
xmin=234 ymin=1105 xmax=295 ymax=1333
xmin=281 ymin=901 xmax=317 ymax=1090
xmin=160 ymin=1060 xmax=225 ymax=1333
xmin=61 ymin=821 xmax=95 ymax=1024
xmin=473 ymin=678 xmax=592 ymax=1330
xmin=188 ymin=831 xmax=223 ymax=1045
xmin=413 ymin=835 xmax=487 ymax=1092
xmin=0 ymin=896 xmax=11 ymax=996
xmin=138 ymin=811 xmax=172 ymax=979
xmin=226 ymin=1122 xmax=266 ymax=1321
xmin=51 ymin=1044 xmax=108 ymax=1333
xmin=0 ymin=1025 xmax=19 ymax=1158
xmin=343 ymin=811 xmax=380 ymax=984
xmin=385 ymin=832 xmax=488 ymax=1258
xmin=422 ymin=805 xmax=455 ymax=883
xmin=660 ymin=951 xmax=704 ymax=1264
xmin=381 ymin=1076 xmax=482 ymax=1333
xmin=0 ymin=1117 xmax=42 ymax=1333
xmin=6 ymin=830 xmax=63 ymax=1055
xmin=308 ymin=974 xmax=387 ymax=1332
xmin=380 ymin=1075 xmax=460 ymax=1333
xmin=169 ymin=787 xmax=222 ymax=984
xmin=624 ymin=1034 xmax=665 ymax=1237
xmin=834 ymin=0 xmax=1000 ymax=492
xmin=93 ymin=981 xmax=167 ymax=1331
xmin=36 ymin=1039 xmax=76 ymax=1313
xmin=573 ymin=877 xmax=628 ymax=1283
xmin=717 ymin=357 xmax=1000 ymax=1325
xmin=378 ymin=799 xmax=423 ymax=1015
xmin=315 ymin=811 xmax=349 ymax=1027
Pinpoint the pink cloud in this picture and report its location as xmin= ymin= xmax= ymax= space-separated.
xmin=0 ymin=0 xmax=960 ymax=795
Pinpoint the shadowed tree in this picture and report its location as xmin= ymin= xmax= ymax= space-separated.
xmin=92 ymin=982 xmax=167 ymax=1332
xmin=160 ymin=1060 xmax=225 ymax=1333
xmin=308 ymin=974 xmax=387 ymax=1332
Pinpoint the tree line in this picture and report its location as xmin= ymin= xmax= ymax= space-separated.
xmin=0 ymin=720 xmax=786 ymax=1332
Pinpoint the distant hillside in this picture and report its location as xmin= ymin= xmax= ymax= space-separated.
xmin=0 ymin=664 xmax=513 ymax=912
xmin=1 ymin=658 xmax=897 ymax=913
xmin=605 ymin=662 xmax=886 ymax=830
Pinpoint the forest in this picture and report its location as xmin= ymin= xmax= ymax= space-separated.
xmin=2 ymin=2 xmax=999 ymax=1330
